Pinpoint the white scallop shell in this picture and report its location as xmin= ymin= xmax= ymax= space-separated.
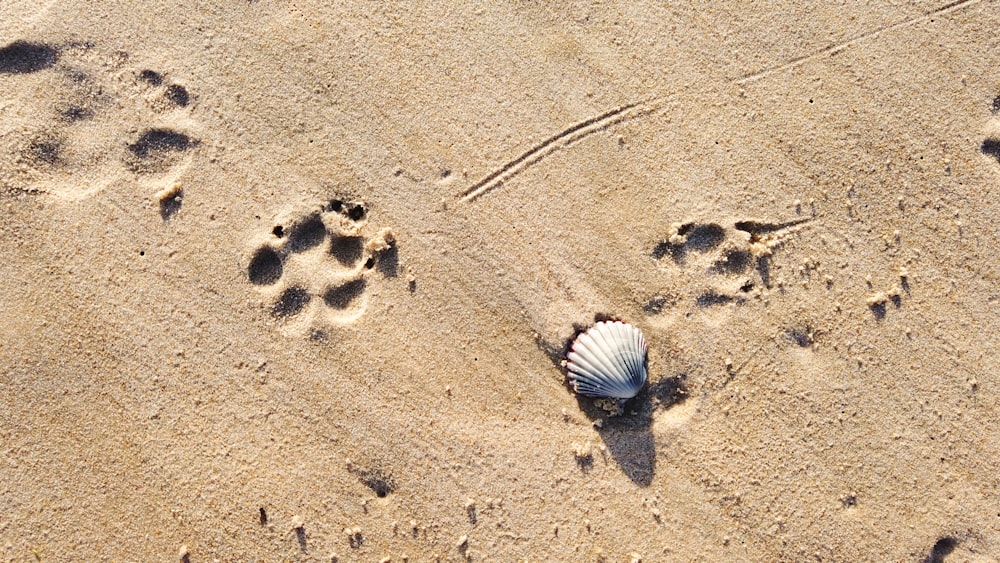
xmin=566 ymin=321 xmax=648 ymax=399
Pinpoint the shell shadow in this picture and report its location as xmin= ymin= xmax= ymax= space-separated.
xmin=540 ymin=317 xmax=687 ymax=487
xmin=588 ymin=398 xmax=656 ymax=486
xmin=579 ymin=376 xmax=686 ymax=487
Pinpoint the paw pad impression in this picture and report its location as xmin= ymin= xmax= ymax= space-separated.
xmin=248 ymin=197 xmax=396 ymax=332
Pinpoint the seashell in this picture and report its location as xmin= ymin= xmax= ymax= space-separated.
xmin=566 ymin=321 xmax=648 ymax=399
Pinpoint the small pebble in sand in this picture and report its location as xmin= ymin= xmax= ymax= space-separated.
xmin=155 ymin=182 xmax=183 ymax=218
xmin=666 ymin=222 xmax=687 ymax=245
xmin=344 ymin=527 xmax=363 ymax=548
xmin=291 ymin=514 xmax=304 ymax=530
xmin=177 ymin=545 xmax=189 ymax=560
xmin=456 ymin=534 xmax=468 ymax=548
xmin=364 ymin=227 xmax=396 ymax=254
xmin=866 ymin=292 xmax=887 ymax=307
xmin=465 ymin=499 xmax=477 ymax=524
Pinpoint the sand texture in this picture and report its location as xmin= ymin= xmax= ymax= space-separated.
xmin=2 ymin=1 xmax=999 ymax=561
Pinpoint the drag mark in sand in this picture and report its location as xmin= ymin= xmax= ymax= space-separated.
xmin=735 ymin=0 xmax=981 ymax=85
xmin=459 ymin=97 xmax=664 ymax=203
xmin=459 ymin=1 xmax=979 ymax=205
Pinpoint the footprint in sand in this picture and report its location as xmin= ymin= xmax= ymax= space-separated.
xmin=0 ymin=39 xmax=199 ymax=202
xmin=645 ymin=218 xmax=810 ymax=315
xmin=247 ymin=197 xmax=397 ymax=337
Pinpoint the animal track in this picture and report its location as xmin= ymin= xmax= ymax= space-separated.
xmin=124 ymin=128 xmax=196 ymax=174
xmin=647 ymin=218 xmax=810 ymax=312
xmin=0 ymin=39 xmax=199 ymax=202
xmin=248 ymin=198 xmax=396 ymax=334
xmin=0 ymin=41 xmax=58 ymax=74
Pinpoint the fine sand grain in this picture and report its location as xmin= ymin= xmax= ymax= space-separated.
xmin=2 ymin=2 xmax=999 ymax=561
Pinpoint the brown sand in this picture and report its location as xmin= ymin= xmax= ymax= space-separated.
xmin=2 ymin=2 xmax=999 ymax=561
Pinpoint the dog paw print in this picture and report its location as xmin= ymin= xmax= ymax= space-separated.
xmin=247 ymin=198 xmax=397 ymax=334
xmin=646 ymin=218 xmax=810 ymax=313
xmin=0 ymin=40 xmax=199 ymax=201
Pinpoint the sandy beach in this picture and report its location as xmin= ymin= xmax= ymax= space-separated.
xmin=2 ymin=1 xmax=999 ymax=561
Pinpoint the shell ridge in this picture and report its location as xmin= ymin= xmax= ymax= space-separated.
xmin=589 ymin=322 xmax=633 ymax=385
xmin=576 ymin=379 xmax=628 ymax=397
xmin=600 ymin=322 xmax=635 ymax=386
xmin=569 ymin=350 xmax=616 ymax=382
xmin=609 ymin=322 xmax=641 ymax=388
xmin=627 ymin=325 xmax=645 ymax=385
xmin=573 ymin=331 xmax=629 ymax=386
xmin=567 ymin=357 xmax=630 ymax=397
xmin=634 ymin=329 xmax=648 ymax=386
xmin=566 ymin=353 xmax=617 ymax=388
xmin=567 ymin=361 xmax=620 ymax=396
xmin=569 ymin=356 xmax=630 ymax=395
xmin=615 ymin=322 xmax=640 ymax=380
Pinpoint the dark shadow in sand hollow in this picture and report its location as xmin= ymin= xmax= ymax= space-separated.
xmin=376 ymin=243 xmax=399 ymax=278
xmin=922 ymin=536 xmax=957 ymax=563
xmin=295 ymin=526 xmax=307 ymax=552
